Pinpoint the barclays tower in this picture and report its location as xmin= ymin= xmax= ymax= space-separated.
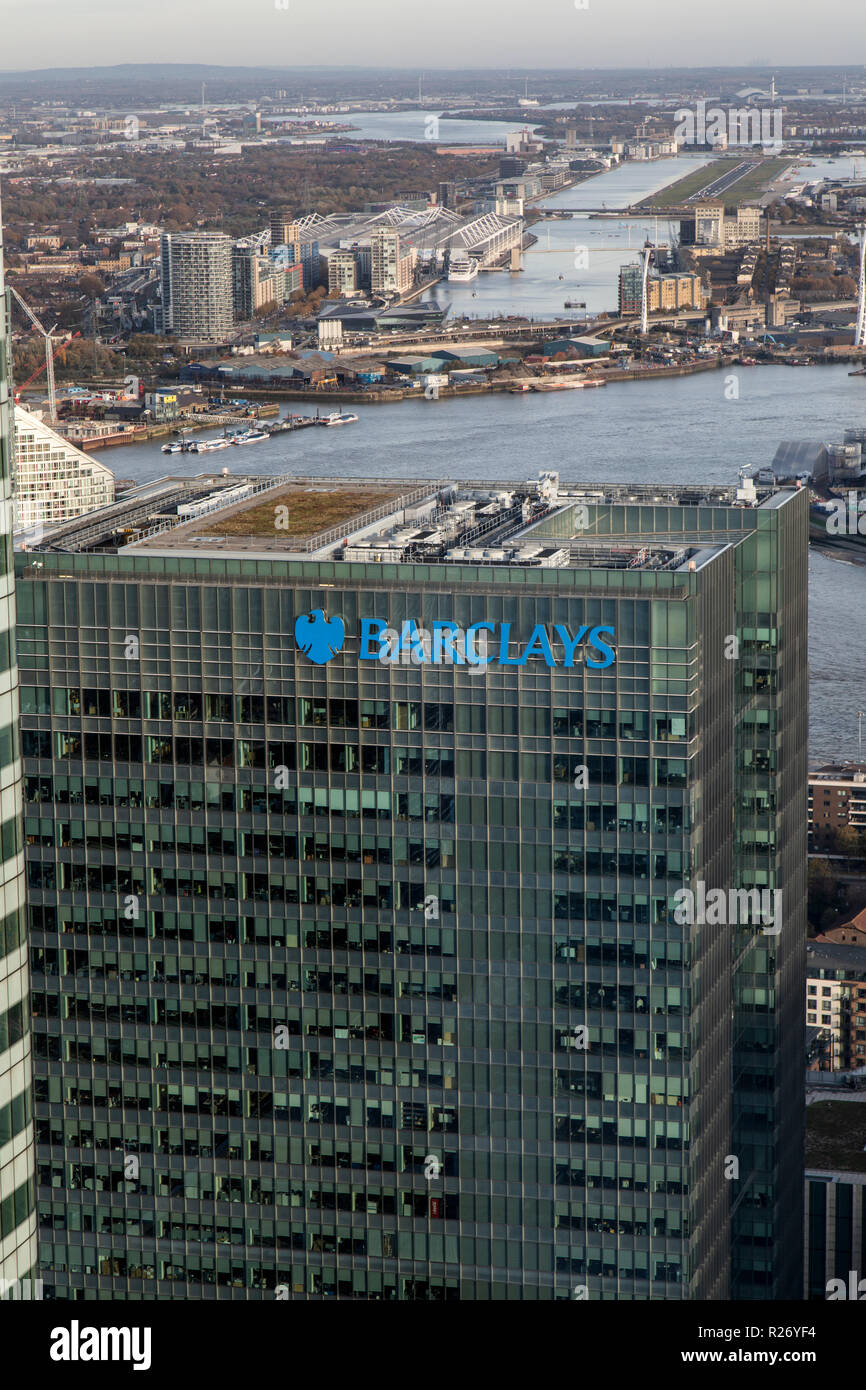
xmin=17 ymin=470 xmax=807 ymax=1300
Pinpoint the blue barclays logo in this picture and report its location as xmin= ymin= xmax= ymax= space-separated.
xmin=293 ymin=613 xmax=616 ymax=670
xmin=293 ymin=609 xmax=346 ymax=665
xmin=358 ymin=620 xmax=616 ymax=669
xmin=294 ymin=613 xmax=615 ymax=669
xmin=368 ymin=619 xmax=616 ymax=669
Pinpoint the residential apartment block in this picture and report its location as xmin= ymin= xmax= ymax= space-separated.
xmin=807 ymin=934 xmax=866 ymax=1071
xmin=618 ymin=267 xmax=705 ymax=317
xmin=231 ymin=246 xmax=294 ymax=321
xmin=12 ymin=408 xmax=115 ymax=533
xmin=158 ymin=231 xmax=234 ymax=343
xmin=725 ymin=207 xmax=764 ymax=248
xmin=809 ymin=766 xmax=866 ymax=848
xmin=370 ymin=229 xmax=416 ymax=297
xmin=326 ymin=251 xmax=359 ymax=296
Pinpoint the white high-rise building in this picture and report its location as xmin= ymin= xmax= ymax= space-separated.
xmin=159 ymin=231 xmax=233 ymax=342
xmin=327 ymin=250 xmax=359 ymax=296
xmin=13 ymin=408 xmax=115 ymax=535
xmin=0 ymin=187 xmax=37 ymax=1297
xmin=370 ymin=228 xmax=415 ymax=296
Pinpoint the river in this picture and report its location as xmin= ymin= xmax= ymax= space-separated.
xmin=91 ymin=155 xmax=865 ymax=764
xmin=422 ymin=154 xmax=714 ymax=321
xmin=421 ymin=153 xmax=859 ymax=322
xmin=266 ymin=110 xmax=535 ymax=145
xmin=99 ymin=364 xmax=866 ymax=764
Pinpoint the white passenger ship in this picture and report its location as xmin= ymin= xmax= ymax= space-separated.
xmin=448 ymin=251 xmax=480 ymax=283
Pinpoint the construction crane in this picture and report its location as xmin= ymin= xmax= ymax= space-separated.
xmin=9 ymin=287 xmax=61 ymax=423
xmin=14 ymin=331 xmax=80 ymax=407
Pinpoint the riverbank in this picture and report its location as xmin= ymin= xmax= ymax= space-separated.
xmin=57 ymin=340 xmax=863 ymax=436
xmin=63 ymin=402 xmax=280 ymax=449
xmin=810 ymin=532 xmax=866 ymax=567
xmin=198 ymin=357 xmax=726 ymax=407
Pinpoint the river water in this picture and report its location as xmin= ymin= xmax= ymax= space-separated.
xmin=422 ymin=152 xmax=860 ymax=323
xmin=267 ymin=110 xmax=535 ymax=145
xmin=102 ymin=365 xmax=866 ymax=763
xmin=93 ymin=153 xmax=864 ymax=763
xmin=423 ymin=154 xmax=714 ymax=321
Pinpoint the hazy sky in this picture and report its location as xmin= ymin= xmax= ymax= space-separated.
xmin=1 ymin=0 xmax=865 ymax=71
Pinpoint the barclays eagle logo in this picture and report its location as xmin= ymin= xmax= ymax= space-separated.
xmin=294 ymin=609 xmax=346 ymax=665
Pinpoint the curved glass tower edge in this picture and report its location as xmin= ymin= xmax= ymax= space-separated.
xmin=0 ymin=188 xmax=36 ymax=1295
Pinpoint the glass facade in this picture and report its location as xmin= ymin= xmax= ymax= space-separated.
xmin=18 ymin=487 xmax=807 ymax=1300
xmin=804 ymin=1173 xmax=866 ymax=1300
xmin=0 ymin=200 xmax=37 ymax=1294
xmin=535 ymin=493 xmax=809 ymax=1297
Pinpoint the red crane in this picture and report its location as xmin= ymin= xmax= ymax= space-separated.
xmin=14 ymin=331 xmax=81 ymax=406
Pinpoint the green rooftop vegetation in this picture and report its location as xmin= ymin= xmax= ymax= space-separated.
xmin=806 ymin=1100 xmax=866 ymax=1173
xmin=196 ymin=484 xmax=405 ymax=539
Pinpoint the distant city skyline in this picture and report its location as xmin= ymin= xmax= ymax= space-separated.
xmin=1 ymin=0 xmax=866 ymax=73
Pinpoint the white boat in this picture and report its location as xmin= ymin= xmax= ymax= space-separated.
xmin=320 ymin=412 xmax=359 ymax=426
xmin=448 ymin=252 xmax=480 ymax=283
xmin=238 ymin=429 xmax=269 ymax=444
xmin=200 ymin=437 xmax=231 ymax=451
xmin=161 ymin=441 xmax=184 ymax=454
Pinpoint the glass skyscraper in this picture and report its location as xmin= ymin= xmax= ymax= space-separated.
xmin=0 ymin=191 xmax=36 ymax=1295
xmin=17 ymin=476 xmax=807 ymax=1299
xmin=532 ymin=488 xmax=808 ymax=1298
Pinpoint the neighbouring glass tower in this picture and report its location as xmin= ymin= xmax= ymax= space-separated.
xmin=18 ymin=475 xmax=807 ymax=1299
xmin=0 ymin=189 xmax=37 ymax=1294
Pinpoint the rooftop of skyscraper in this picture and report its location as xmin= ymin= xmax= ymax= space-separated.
xmin=26 ymin=470 xmax=793 ymax=566
xmin=806 ymin=1093 xmax=866 ymax=1178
